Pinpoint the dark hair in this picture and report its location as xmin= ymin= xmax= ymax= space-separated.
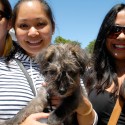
xmin=12 ymin=0 xmax=55 ymax=29
xmin=91 ymin=3 xmax=125 ymax=96
xmin=0 ymin=0 xmax=12 ymax=20
xmin=6 ymin=0 xmax=55 ymax=62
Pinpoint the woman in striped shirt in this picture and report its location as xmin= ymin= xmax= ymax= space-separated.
xmin=0 ymin=0 xmax=97 ymax=125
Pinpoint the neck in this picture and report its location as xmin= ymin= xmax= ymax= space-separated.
xmin=115 ymin=60 xmax=125 ymax=76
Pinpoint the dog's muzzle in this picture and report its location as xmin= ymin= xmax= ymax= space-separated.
xmin=56 ymin=71 xmax=68 ymax=95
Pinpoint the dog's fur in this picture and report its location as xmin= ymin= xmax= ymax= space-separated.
xmin=1 ymin=43 xmax=88 ymax=125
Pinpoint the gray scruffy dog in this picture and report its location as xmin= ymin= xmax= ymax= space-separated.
xmin=1 ymin=43 xmax=88 ymax=125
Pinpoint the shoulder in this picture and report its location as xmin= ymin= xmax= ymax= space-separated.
xmin=0 ymin=58 xmax=18 ymax=71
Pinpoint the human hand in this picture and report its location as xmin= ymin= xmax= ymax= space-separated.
xmin=76 ymin=96 xmax=96 ymax=125
xmin=75 ymin=95 xmax=93 ymax=116
xmin=20 ymin=112 xmax=49 ymax=125
xmin=74 ymin=83 xmax=93 ymax=116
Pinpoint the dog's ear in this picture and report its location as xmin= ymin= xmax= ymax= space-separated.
xmin=69 ymin=44 xmax=89 ymax=74
xmin=35 ymin=45 xmax=56 ymax=68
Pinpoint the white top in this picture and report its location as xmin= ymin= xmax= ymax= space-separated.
xmin=0 ymin=52 xmax=44 ymax=120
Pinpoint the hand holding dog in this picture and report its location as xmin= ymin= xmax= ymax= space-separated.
xmin=20 ymin=112 xmax=49 ymax=125
xmin=76 ymin=92 xmax=95 ymax=125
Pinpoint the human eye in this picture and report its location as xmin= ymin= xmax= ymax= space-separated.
xmin=0 ymin=12 xmax=4 ymax=20
xmin=37 ymin=22 xmax=46 ymax=27
xmin=0 ymin=14 xmax=2 ymax=20
xmin=19 ymin=23 xmax=29 ymax=29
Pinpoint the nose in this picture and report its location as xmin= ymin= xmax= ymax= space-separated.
xmin=59 ymin=87 xmax=67 ymax=95
xmin=28 ymin=27 xmax=39 ymax=37
xmin=117 ymin=32 xmax=125 ymax=40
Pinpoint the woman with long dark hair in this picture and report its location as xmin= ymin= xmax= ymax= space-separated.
xmin=88 ymin=3 xmax=125 ymax=125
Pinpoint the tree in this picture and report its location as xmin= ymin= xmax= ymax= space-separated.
xmin=85 ymin=40 xmax=95 ymax=56
xmin=54 ymin=36 xmax=81 ymax=46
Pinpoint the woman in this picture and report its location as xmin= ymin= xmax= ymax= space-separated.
xmin=0 ymin=0 xmax=96 ymax=125
xmin=0 ymin=0 xmax=12 ymax=57
xmin=88 ymin=3 xmax=125 ymax=125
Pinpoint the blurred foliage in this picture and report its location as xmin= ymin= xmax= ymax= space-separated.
xmin=85 ymin=40 xmax=95 ymax=56
xmin=53 ymin=36 xmax=96 ymax=58
xmin=54 ymin=36 xmax=81 ymax=46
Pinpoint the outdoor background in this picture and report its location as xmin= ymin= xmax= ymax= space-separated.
xmin=9 ymin=0 xmax=125 ymax=48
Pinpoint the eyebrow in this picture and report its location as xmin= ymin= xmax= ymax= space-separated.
xmin=18 ymin=17 xmax=46 ymax=22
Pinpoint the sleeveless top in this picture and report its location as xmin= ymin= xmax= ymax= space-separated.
xmin=89 ymin=89 xmax=125 ymax=125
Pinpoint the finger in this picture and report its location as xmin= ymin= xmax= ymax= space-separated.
xmin=21 ymin=120 xmax=48 ymax=125
xmin=41 ymin=82 xmax=48 ymax=86
xmin=30 ymin=112 xmax=50 ymax=120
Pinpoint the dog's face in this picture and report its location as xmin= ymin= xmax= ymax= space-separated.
xmin=36 ymin=43 xmax=88 ymax=97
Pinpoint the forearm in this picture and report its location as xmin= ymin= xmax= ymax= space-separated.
xmin=76 ymin=97 xmax=97 ymax=125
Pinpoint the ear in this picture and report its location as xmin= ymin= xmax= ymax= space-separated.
xmin=36 ymin=45 xmax=55 ymax=67
xmin=70 ymin=44 xmax=89 ymax=74
xmin=7 ymin=19 xmax=12 ymax=31
xmin=52 ymin=22 xmax=55 ymax=35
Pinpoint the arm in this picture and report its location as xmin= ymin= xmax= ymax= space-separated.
xmin=76 ymin=96 xmax=98 ymax=125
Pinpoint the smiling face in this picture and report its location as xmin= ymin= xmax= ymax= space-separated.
xmin=14 ymin=1 xmax=54 ymax=57
xmin=106 ymin=9 xmax=125 ymax=61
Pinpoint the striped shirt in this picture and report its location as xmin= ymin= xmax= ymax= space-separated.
xmin=0 ymin=52 xmax=44 ymax=121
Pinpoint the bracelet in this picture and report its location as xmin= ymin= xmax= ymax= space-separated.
xmin=82 ymin=103 xmax=93 ymax=116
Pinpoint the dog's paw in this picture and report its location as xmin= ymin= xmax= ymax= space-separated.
xmin=47 ymin=113 xmax=62 ymax=125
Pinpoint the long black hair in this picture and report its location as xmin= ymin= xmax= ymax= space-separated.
xmin=90 ymin=3 xmax=125 ymax=96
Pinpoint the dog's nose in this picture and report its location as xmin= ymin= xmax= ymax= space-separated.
xmin=59 ymin=87 xmax=66 ymax=95
xmin=62 ymin=71 xmax=66 ymax=76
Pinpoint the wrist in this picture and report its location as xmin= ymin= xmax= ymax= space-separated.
xmin=76 ymin=96 xmax=93 ymax=116
xmin=82 ymin=103 xmax=93 ymax=116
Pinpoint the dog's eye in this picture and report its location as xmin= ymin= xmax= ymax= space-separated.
xmin=42 ymin=71 xmax=48 ymax=75
xmin=68 ymin=71 xmax=76 ymax=76
xmin=48 ymin=70 xmax=57 ymax=75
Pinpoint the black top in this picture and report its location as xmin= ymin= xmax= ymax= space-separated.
xmin=89 ymin=89 xmax=125 ymax=125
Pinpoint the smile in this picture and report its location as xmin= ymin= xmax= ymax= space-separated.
xmin=113 ymin=44 xmax=125 ymax=49
xmin=28 ymin=40 xmax=42 ymax=44
xmin=26 ymin=40 xmax=42 ymax=46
